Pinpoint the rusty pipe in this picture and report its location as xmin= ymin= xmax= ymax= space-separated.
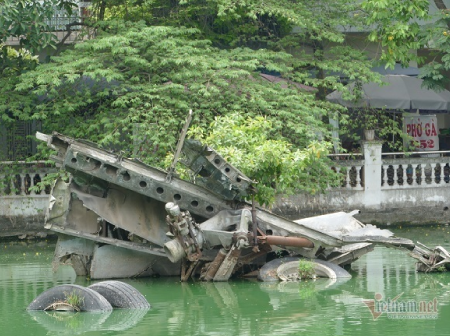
xmin=259 ymin=235 xmax=314 ymax=248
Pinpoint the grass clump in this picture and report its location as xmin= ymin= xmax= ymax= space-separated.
xmin=298 ymin=259 xmax=315 ymax=279
xmin=64 ymin=290 xmax=84 ymax=309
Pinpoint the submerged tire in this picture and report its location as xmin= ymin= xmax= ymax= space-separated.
xmin=277 ymin=259 xmax=352 ymax=280
xmin=257 ymin=257 xmax=301 ymax=282
xmin=313 ymin=259 xmax=352 ymax=278
xmin=88 ymin=281 xmax=150 ymax=309
xmin=258 ymin=257 xmax=351 ymax=282
xmin=27 ymin=284 xmax=113 ymax=312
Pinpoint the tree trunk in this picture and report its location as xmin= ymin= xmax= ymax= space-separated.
xmin=433 ymin=0 xmax=447 ymax=10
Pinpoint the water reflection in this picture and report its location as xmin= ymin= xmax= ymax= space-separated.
xmin=0 ymin=240 xmax=150 ymax=335
xmin=28 ymin=308 xmax=149 ymax=334
xmin=28 ymin=311 xmax=112 ymax=335
xmin=134 ymin=248 xmax=450 ymax=336
xmin=4 ymin=227 xmax=450 ymax=336
xmin=136 ymin=278 xmax=360 ymax=336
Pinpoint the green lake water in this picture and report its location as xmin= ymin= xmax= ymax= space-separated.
xmin=2 ymin=225 xmax=450 ymax=336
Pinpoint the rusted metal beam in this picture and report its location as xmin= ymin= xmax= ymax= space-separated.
xmin=213 ymin=246 xmax=242 ymax=281
xmin=166 ymin=110 xmax=193 ymax=183
xmin=203 ymin=248 xmax=227 ymax=281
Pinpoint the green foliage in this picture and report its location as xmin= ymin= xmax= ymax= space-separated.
xmin=29 ymin=170 xmax=69 ymax=194
xmin=0 ymin=44 xmax=39 ymax=74
xmin=89 ymin=0 xmax=362 ymax=47
xmin=13 ymin=21 xmax=340 ymax=166
xmin=298 ymin=259 xmax=315 ymax=279
xmin=84 ymin=0 xmax=379 ymax=94
xmin=362 ymin=0 xmax=429 ymax=69
xmin=339 ymin=107 xmax=407 ymax=150
xmin=64 ymin=290 xmax=84 ymax=309
xmin=187 ymin=113 xmax=340 ymax=206
xmin=0 ymin=44 xmax=40 ymax=126
xmin=417 ymin=7 xmax=450 ymax=90
xmin=3 ymin=0 xmax=418 ymax=203
xmin=93 ymin=0 xmax=450 ymax=93
xmin=0 ymin=163 xmax=21 ymax=195
xmin=0 ymin=0 xmax=77 ymax=54
xmin=361 ymin=0 xmax=450 ymax=91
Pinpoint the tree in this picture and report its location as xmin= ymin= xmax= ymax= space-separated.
xmin=0 ymin=0 xmax=81 ymax=139
xmin=6 ymin=0 xmax=402 ymax=204
xmin=418 ymin=1 xmax=450 ymax=90
xmin=86 ymin=0 xmax=381 ymax=93
xmin=0 ymin=43 xmax=39 ymax=121
xmin=16 ymin=21 xmax=330 ymax=157
xmin=185 ymin=113 xmax=340 ymax=206
xmin=361 ymin=0 xmax=450 ymax=91
xmin=362 ymin=0 xmax=428 ymax=68
xmin=0 ymin=0 xmax=77 ymax=54
xmin=12 ymin=20 xmax=346 ymax=205
xmin=0 ymin=44 xmax=40 ymax=161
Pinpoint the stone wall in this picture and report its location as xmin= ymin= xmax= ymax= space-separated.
xmin=273 ymin=192 xmax=450 ymax=226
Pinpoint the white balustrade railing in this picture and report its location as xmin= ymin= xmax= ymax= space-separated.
xmin=329 ymin=150 xmax=450 ymax=191
xmin=329 ymin=154 xmax=365 ymax=190
xmin=381 ymin=152 xmax=450 ymax=190
xmin=380 ymin=160 xmax=450 ymax=189
xmin=3 ymin=149 xmax=450 ymax=200
xmin=0 ymin=161 xmax=55 ymax=197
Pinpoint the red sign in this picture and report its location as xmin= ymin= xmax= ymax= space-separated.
xmin=403 ymin=114 xmax=439 ymax=150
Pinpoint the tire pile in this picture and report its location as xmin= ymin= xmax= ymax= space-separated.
xmin=27 ymin=280 xmax=150 ymax=312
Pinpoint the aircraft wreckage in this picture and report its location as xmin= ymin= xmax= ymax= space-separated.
xmin=36 ymin=131 xmax=450 ymax=281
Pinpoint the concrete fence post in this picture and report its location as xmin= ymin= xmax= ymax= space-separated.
xmin=362 ymin=140 xmax=383 ymax=208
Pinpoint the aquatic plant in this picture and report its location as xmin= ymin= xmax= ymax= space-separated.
xmin=64 ymin=290 xmax=84 ymax=310
xmin=298 ymin=259 xmax=315 ymax=279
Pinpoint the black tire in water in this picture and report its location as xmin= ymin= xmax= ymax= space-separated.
xmin=27 ymin=284 xmax=113 ymax=312
xmin=88 ymin=281 xmax=150 ymax=309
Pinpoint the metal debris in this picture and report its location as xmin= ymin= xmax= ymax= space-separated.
xmin=35 ymin=131 xmax=450 ymax=280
